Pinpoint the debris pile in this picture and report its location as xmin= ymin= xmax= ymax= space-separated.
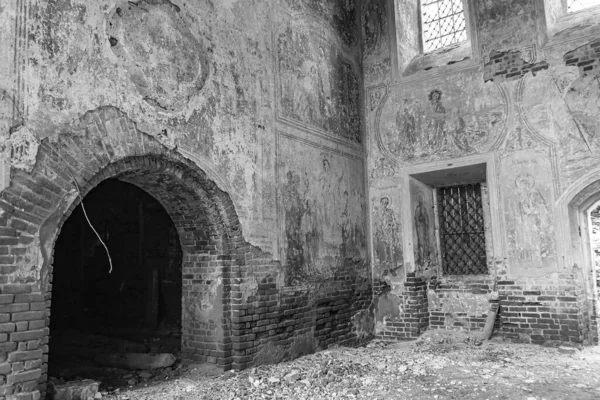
xmin=52 ymin=331 xmax=600 ymax=400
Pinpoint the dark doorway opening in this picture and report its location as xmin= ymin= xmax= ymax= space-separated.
xmin=48 ymin=179 xmax=182 ymax=393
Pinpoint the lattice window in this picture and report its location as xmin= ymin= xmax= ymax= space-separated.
xmin=420 ymin=0 xmax=467 ymax=53
xmin=437 ymin=183 xmax=487 ymax=275
xmin=567 ymin=0 xmax=600 ymax=12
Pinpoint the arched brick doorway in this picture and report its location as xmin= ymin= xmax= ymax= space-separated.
xmin=48 ymin=178 xmax=185 ymax=381
xmin=0 ymin=107 xmax=241 ymax=396
xmin=42 ymin=154 xmax=238 ymax=380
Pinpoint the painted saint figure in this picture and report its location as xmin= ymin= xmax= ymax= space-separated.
xmin=374 ymin=196 xmax=401 ymax=270
xmin=447 ymin=107 xmax=473 ymax=153
xmin=514 ymin=173 xmax=549 ymax=264
xmin=363 ymin=0 xmax=386 ymax=54
xmin=396 ymin=100 xmax=417 ymax=156
xmin=291 ymin=60 xmax=322 ymax=123
xmin=283 ymin=171 xmax=307 ymax=285
xmin=414 ymin=192 xmax=430 ymax=266
xmin=427 ymin=89 xmax=446 ymax=151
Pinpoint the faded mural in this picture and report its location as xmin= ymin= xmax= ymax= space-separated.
xmin=409 ymin=179 xmax=438 ymax=278
xmin=284 ymin=0 xmax=358 ymax=47
xmin=0 ymin=0 xmax=377 ymax=388
xmin=370 ymin=157 xmax=396 ymax=179
xmin=276 ymin=26 xmax=362 ymax=143
xmin=371 ymin=195 xmax=403 ymax=278
xmin=518 ymin=68 xmax=600 ymax=183
xmin=377 ymin=77 xmax=507 ymax=163
xmin=362 ymin=0 xmax=387 ymax=56
xmin=361 ymin=0 xmax=391 ymax=87
xmin=474 ymin=0 xmax=539 ymax=55
xmin=362 ymin=0 xmax=600 ymax=346
xmin=502 ymin=152 xmax=556 ymax=276
xmin=279 ymin=134 xmax=366 ymax=286
xmin=106 ymin=1 xmax=210 ymax=112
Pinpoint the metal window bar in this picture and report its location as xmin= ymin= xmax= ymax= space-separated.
xmin=437 ymin=183 xmax=487 ymax=275
xmin=567 ymin=0 xmax=599 ymax=12
xmin=421 ymin=0 xmax=467 ymax=53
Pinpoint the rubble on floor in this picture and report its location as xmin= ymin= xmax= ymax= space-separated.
xmin=94 ymin=331 xmax=600 ymax=400
xmin=47 ymin=328 xmax=183 ymax=398
xmin=51 ymin=379 xmax=100 ymax=400
xmin=94 ymin=353 xmax=176 ymax=370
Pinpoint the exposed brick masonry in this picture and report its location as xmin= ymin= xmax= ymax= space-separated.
xmin=429 ymin=278 xmax=495 ymax=332
xmin=497 ymin=275 xmax=587 ymax=345
xmin=0 ymin=107 xmax=373 ymax=399
xmin=374 ymin=273 xmax=429 ymax=341
xmin=564 ymin=38 xmax=600 ymax=77
xmin=483 ymin=50 xmax=549 ymax=82
xmin=230 ymin=256 xmax=373 ymax=370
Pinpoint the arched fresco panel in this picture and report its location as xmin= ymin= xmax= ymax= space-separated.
xmin=518 ymin=68 xmax=600 ymax=186
xmin=376 ymin=73 xmax=507 ymax=164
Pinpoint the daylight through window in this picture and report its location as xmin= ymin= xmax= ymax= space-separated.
xmin=420 ymin=0 xmax=467 ymax=53
xmin=567 ymin=0 xmax=600 ymax=12
xmin=437 ymin=183 xmax=487 ymax=275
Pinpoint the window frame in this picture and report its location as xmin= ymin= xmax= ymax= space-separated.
xmin=435 ymin=182 xmax=489 ymax=276
xmin=390 ymin=0 xmax=480 ymax=82
xmin=418 ymin=0 xmax=469 ymax=54
xmin=400 ymin=153 xmax=502 ymax=280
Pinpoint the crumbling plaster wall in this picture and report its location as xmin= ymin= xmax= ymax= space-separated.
xmin=2 ymin=0 xmax=368 ymax=253
xmin=365 ymin=0 xmax=600 ymax=344
xmin=0 ymin=0 xmax=372 ymax=396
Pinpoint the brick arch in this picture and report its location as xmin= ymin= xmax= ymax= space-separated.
xmin=0 ymin=107 xmax=242 ymax=396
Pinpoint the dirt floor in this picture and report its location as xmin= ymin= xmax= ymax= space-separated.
xmin=93 ymin=330 xmax=600 ymax=400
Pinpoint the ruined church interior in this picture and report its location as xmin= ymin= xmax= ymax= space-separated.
xmin=3 ymin=0 xmax=600 ymax=398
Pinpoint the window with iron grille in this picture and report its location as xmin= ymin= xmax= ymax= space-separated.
xmin=420 ymin=0 xmax=468 ymax=53
xmin=567 ymin=0 xmax=600 ymax=12
xmin=437 ymin=183 xmax=487 ymax=275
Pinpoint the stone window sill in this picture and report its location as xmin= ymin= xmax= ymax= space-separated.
xmin=397 ymin=41 xmax=477 ymax=82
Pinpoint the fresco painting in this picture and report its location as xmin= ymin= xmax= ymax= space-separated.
xmin=564 ymin=72 xmax=600 ymax=152
xmin=372 ymin=195 xmax=403 ymax=279
xmin=519 ymin=69 xmax=600 ymax=183
xmin=409 ymin=178 xmax=438 ymax=279
xmin=276 ymin=27 xmax=361 ymax=143
xmin=377 ymin=78 xmax=506 ymax=163
xmin=284 ymin=0 xmax=358 ymax=46
xmin=362 ymin=0 xmax=387 ymax=56
xmin=502 ymin=152 xmax=556 ymax=276
xmin=280 ymin=137 xmax=366 ymax=286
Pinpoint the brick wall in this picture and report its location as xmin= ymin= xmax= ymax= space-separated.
xmin=0 ymin=107 xmax=372 ymax=399
xmin=483 ymin=50 xmax=549 ymax=82
xmin=428 ymin=278 xmax=494 ymax=332
xmin=0 ymin=289 xmax=46 ymax=400
xmin=496 ymin=275 xmax=585 ymax=345
xmin=0 ymin=107 xmax=242 ymax=398
xmin=230 ymin=256 xmax=373 ymax=370
xmin=564 ymin=39 xmax=600 ymax=77
xmin=374 ymin=273 xmax=429 ymax=341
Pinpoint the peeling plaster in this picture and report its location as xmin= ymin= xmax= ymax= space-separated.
xmin=374 ymin=291 xmax=402 ymax=323
xmin=428 ymin=290 xmax=491 ymax=317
